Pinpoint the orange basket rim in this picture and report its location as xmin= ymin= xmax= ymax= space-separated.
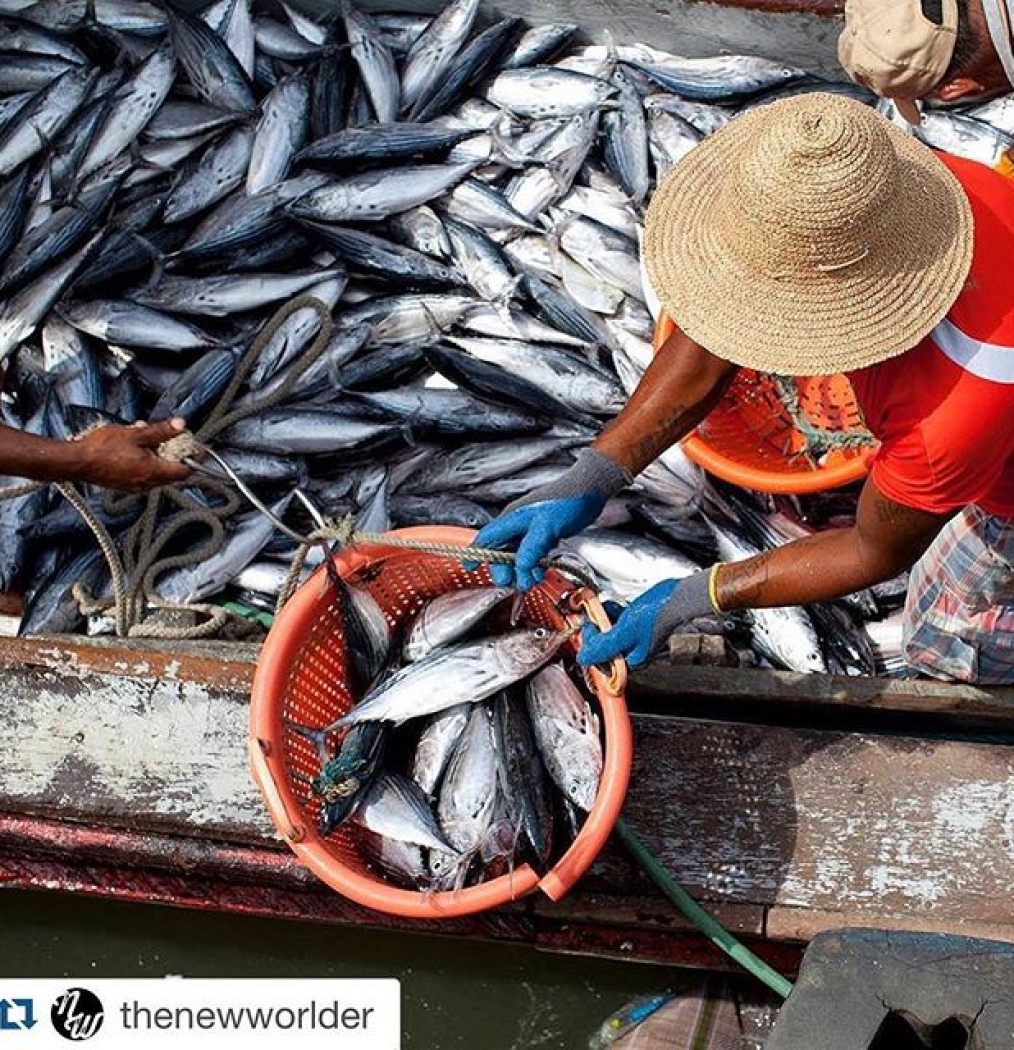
xmin=652 ymin=312 xmax=872 ymax=494
xmin=249 ymin=526 xmax=633 ymax=919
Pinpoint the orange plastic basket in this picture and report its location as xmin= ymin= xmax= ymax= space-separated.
xmin=653 ymin=312 xmax=878 ymax=494
xmin=249 ymin=526 xmax=632 ymax=919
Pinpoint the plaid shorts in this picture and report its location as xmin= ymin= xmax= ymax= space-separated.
xmin=904 ymin=504 xmax=1014 ymax=684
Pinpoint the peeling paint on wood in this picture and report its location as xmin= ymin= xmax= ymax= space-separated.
xmin=0 ymin=662 xmax=272 ymax=842
xmin=0 ymin=636 xmax=258 ymax=692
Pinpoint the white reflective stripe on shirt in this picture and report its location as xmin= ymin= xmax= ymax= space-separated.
xmin=931 ymin=317 xmax=1014 ymax=385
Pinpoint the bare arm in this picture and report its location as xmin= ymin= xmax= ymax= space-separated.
xmin=0 ymin=419 xmax=193 ymax=492
xmin=715 ymin=477 xmax=951 ymax=611
xmin=594 ymin=326 xmax=738 ymax=476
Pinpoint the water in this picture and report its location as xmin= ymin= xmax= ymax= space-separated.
xmin=0 ymin=889 xmax=696 ymax=1049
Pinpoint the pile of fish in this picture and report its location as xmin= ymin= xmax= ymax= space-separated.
xmin=289 ymin=575 xmax=603 ymax=890
xmin=0 ymin=0 xmax=1002 ymax=675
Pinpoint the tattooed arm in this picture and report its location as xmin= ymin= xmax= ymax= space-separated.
xmin=715 ymin=477 xmax=952 ymax=611
xmin=595 ymin=326 xmax=738 ymax=476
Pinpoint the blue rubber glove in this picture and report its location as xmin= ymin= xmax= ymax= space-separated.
xmin=577 ymin=570 xmax=715 ymax=668
xmin=469 ymin=449 xmax=633 ymax=590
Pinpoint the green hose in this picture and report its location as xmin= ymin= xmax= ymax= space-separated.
xmin=615 ymin=817 xmax=794 ymax=1000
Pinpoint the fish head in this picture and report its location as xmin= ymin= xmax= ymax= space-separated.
xmin=495 ymin=626 xmax=570 ymax=674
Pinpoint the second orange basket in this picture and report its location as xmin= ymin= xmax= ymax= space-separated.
xmin=653 ymin=311 xmax=877 ymax=494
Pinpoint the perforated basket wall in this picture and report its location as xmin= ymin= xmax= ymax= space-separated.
xmin=249 ymin=526 xmax=632 ymax=919
xmin=653 ymin=313 xmax=879 ymax=494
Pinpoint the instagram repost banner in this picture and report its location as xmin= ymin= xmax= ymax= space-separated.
xmin=0 ymin=979 xmax=400 ymax=1049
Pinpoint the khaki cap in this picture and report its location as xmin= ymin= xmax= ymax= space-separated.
xmin=838 ymin=0 xmax=958 ymax=123
xmin=643 ymin=93 xmax=973 ymax=377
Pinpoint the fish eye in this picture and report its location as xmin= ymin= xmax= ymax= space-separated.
xmin=533 ymin=627 xmax=549 ymax=639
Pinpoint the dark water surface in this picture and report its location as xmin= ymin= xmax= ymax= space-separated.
xmin=0 ymin=888 xmax=690 ymax=1049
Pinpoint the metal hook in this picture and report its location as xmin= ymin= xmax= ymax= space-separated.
xmin=184 ymin=448 xmax=311 ymax=545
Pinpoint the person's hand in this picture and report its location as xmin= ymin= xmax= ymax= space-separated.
xmin=577 ymin=570 xmax=714 ymax=667
xmin=469 ymin=449 xmax=633 ymax=590
xmin=72 ymin=418 xmax=194 ymax=493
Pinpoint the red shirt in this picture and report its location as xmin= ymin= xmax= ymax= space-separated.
xmin=848 ymin=153 xmax=1014 ymax=518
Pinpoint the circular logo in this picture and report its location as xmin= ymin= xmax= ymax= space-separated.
xmin=51 ymin=989 xmax=104 ymax=1042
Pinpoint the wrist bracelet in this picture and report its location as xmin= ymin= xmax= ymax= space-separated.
xmin=708 ymin=563 xmax=726 ymax=614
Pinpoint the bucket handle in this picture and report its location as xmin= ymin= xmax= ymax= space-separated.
xmin=249 ymin=737 xmax=306 ymax=844
xmin=565 ymin=587 xmax=627 ymax=697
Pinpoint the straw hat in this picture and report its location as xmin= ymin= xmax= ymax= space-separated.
xmin=643 ymin=92 xmax=973 ymax=376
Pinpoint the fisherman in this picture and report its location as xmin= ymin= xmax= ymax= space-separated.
xmin=0 ymin=416 xmax=192 ymax=493
xmin=838 ymin=0 xmax=1012 ymax=125
xmin=473 ymin=90 xmax=1014 ymax=684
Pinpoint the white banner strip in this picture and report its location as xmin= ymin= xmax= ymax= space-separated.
xmin=0 ymin=979 xmax=400 ymax=1049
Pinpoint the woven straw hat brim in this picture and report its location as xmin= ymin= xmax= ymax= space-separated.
xmin=644 ymin=102 xmax=973 ymax=377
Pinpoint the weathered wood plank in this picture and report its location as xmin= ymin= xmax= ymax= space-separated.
xmin=631 ymin=662 xmax=1014 ymax=729
xmin=0 ymin=661 xmax=273 ymax=843
xmin=765 ymin=907 xmax=1014 ymax=946
xmin=621 ymin=717 xmax=1014 ymax=928
xmin=0 ymin=636 xmax=258 ymax=692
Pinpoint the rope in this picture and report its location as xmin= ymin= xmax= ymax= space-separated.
xmin=769 ymin=375 xmax=877 ymax=461
xmin=273 ymin=515 xmax=527 ymax=613
xmin=615 ymin=817 xmax=795 ymax=1000
xmin=0 ymin=294 xmax=336 ymax=639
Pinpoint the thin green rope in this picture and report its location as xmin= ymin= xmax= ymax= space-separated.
xmin=615 ymin=817 xmax=794 ymax=1000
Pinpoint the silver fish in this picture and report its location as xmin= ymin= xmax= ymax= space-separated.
xmin=358 ymin=828 xmax=428 ymax=887
xmin=458 ymin=303 xmax=588 ymax=348
xmin=401 ymin=436 xmax=579 ymax=494
xmin=388 ymin=205 xmax=453 ymax=260
xmin=247 ymin=69 xmax=310 ymax=193
xmin=503 ymin=23 xmax=578 ymax=69
xmin=648 ymin=109 xmax=703 ymax=178
xmin=707 ymin=512 xmax=828 ymax=674
xmin=59 ymin=300 xmax=221 ymax=353
xmin=559 ymin=529 xmax=699 ymax=605
xmin=352 ymin=772 xmax=456 ymax=853
xmin=163 ymin=124 xmax=255 ymax=224
xmin=446 ymin=335 xmax=626 ymax=416
xmin=132 ymin=268 xmax=345 ymax=317
xmin=442 ymin=215 xmax=517 ymax=302
xmin=342 ymin=0 xmax=399 ymax=124
xmin=0 ymin=230 xmax=103 ymax=361
xmin=617 ymin=46 xmax=802 ymax=101
xmin=643 ymin=93 xmax=733 ymax=136
xmin=410 ymin=703 xmax=470 ymax=795
xmin=338 ymin=627 xmax=568 ymax=726
xmin=208 ymin=0 xmax=255 ymax=77
xmin=221 ymin=411 xmax=400 ymax=455
xmin=403 ymin=586 xmax=514 ymax=662
xmin=244 ymin=275 xmax=345 ymax=388
xmin=485 ymin=67 xmax=615 ymax=118
xmin=557 ymin=213 xmax=644 ymax=301
xmin=435 ymin=702 xmax=498 ymax=861
xmin=144 ymin=101 xmax=241 ymax=141
xmin=603 ymin=68 xmax=650 ymax=202
xmin=526 ymin=663 xmax=602 ymax=811
xmin=0 ymin=64 xmax=96 ymax=176
xmin=288 ymin=162 xmax=476 ymax=223
xmin=79 ymin=40 xmax=175 ymax=179
xmin=253 ymin=15 xmax=319 ymax=60
xmin=400 ymin=0 xmax=480 ymax=116
xmin=166 ymin=3 xmax=255 ymax=113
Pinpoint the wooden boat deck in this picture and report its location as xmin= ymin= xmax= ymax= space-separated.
xmin=1 ymin=634 xmax=1011 ymax=973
